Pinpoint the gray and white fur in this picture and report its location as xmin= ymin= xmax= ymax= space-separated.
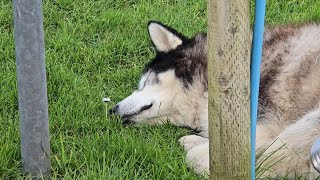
xmin=111 ymin=21 xmax=320 ymax=179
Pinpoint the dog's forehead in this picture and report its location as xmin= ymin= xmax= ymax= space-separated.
xmin=138 ymin=72 xmax=149 ymax=90
xmin=138 ymin=71 xmax=160 ymax=90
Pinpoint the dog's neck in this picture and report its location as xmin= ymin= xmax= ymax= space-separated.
xmin=171 ymin=91 xmax=208 ymax=138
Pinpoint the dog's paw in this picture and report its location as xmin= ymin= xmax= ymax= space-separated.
xmin=179 ymin=135 xmax=209 ymax=175
xmin=185 ymin=141 xmax=210 ymax=175
xmin=179 ymin=135 xmax=208 ymax=151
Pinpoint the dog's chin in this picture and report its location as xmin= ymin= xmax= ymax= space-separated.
xmin=121 ymin=114 xmax=140 ymax=127
xmin=122 ymin=119 xmax=136 ymax=127
xmin=121 ymin=115 xmax=150 ymax=127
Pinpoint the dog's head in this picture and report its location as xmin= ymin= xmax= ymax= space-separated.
xmin=110 ymin=21 xmax=207 ymax=125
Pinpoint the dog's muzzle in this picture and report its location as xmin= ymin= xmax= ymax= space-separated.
xmin=109 ymin=104 xmax=135 ymax=126
xmin=109 ymin=104 xmax=119 ymax=115
xmin=109 ymin=103 xmax=153 ymax=126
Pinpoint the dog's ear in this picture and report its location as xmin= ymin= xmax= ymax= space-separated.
xmin=148 ymin=21 xmax=187 ymax=52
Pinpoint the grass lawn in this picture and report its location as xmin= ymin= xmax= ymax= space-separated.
xmin=1 ymin=0 xmax=320 ymax=179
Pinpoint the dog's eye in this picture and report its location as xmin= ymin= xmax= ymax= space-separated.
xmin=140 ymin=103 xmax=153 ymax=112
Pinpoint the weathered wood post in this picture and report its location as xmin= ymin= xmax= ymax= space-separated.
xmin=208 ymin=0 xmax=251 ymax=179
xmin=13 ymin=0 xmax=51 ymax=177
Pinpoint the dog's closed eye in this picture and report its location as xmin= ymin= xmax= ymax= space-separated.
xmin=139 ymin=103 xmax=153 ymax=113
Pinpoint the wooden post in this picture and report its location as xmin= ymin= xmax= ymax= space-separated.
xmin=13 ymin=0 xmax=51 ymax=177
xmin=208 ymin=0 xmax=251 ymax=179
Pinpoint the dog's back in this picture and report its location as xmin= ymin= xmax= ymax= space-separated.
xmin=258 ymin=24 xmax=320 ymax=135
xmin=256 ymin=24 xmax=320 ymax=178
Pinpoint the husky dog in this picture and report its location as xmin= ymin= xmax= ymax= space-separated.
xmin=110 ymin=21 xmax=320 ymax=178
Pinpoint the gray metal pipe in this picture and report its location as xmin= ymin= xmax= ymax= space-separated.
xmin=311 ymin=138 xmax=320 ymax=173
xmin=13 ymin=0 xmax=51 ymax=177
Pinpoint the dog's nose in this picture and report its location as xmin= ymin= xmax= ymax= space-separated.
xmin=109 ymin=104 xmax=119 ymax=115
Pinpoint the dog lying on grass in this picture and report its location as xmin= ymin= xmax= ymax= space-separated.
xmin=110 ymin=21 xmax=320 ymax=179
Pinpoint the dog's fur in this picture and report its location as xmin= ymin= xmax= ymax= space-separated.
xmin=111 ymin=21 xmax=320 ymax=179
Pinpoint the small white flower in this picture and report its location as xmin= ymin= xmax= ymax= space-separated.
xmin=102 ymin=97 xmax=111 ymax=102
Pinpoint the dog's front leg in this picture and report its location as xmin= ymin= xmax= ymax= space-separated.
xmin=179 ymin=135 xmax=209 ymax=175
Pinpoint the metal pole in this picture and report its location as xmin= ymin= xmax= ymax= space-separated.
xmin=13 ymin=0 xmax=51 ymax=177
xmin=208 ymin=0 xmax=251 ymax=179
xmin=311 ymin=138 xmax=320 ymax=173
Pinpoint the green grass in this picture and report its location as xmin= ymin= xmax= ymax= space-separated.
xmin=1 ymin=0 xmax=320 ymax=179
xmin=0 ymin=0 xmax=206 ymax=179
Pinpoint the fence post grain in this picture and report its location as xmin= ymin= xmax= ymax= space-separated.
xmin=208 ymin=0 xmax=251 ymax=179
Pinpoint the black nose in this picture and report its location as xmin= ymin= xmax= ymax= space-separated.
xmin=109 ymin=105 xmax=119 ymax=115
